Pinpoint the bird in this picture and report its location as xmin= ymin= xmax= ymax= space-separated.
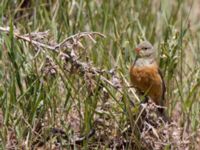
xmin=129 ymin=41 xmax=166 ymax=113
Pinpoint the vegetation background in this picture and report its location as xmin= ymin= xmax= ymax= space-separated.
xmin=0 ymin=0 xmax=200 ymax=149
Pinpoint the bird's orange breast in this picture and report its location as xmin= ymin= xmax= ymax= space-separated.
xmin=130 ymin=64 xmax=163 ymax=105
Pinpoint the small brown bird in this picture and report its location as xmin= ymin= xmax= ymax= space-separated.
xmin=130 ymin=41 xmax=166 ymax=112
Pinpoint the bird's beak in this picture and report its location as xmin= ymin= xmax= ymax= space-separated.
xmin=135 ymin=47 xmax=141 ymax=54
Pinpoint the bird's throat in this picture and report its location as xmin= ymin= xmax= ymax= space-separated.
xmin=133 ymin=57 xmax=155 ymax=67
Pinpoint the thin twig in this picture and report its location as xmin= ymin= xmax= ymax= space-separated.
xmin=0 ymin=27 xmax=105 ymax=51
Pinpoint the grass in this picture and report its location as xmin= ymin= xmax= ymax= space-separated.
xmin=0 ymin=0 xmax=200 ymax=149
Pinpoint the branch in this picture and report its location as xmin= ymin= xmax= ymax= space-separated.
xmin=0 ymin=26 xmax=136 ymax=98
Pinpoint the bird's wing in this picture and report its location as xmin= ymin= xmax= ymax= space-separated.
xmin=158 ymin=68 xmax=166 ymax=102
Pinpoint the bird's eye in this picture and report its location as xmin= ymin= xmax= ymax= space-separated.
xmin=143 ymin=47 xmax=148 ymax=50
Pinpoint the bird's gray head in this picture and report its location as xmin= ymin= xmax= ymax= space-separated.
xmin=135 ymin=41 xmax=155 ymax=58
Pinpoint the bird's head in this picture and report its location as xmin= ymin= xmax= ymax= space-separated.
xmin=135 ymin=41 xmax=155 ymax=58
